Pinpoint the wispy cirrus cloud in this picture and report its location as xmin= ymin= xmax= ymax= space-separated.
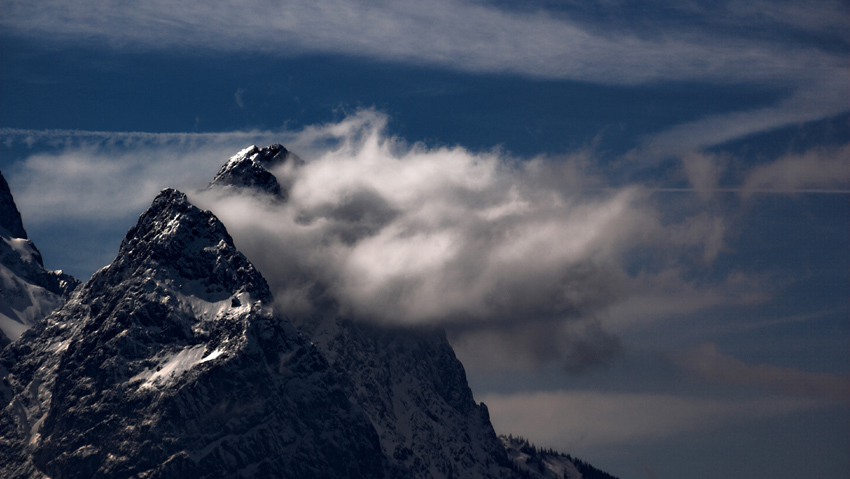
xmin=640 ymin=76 xmax=850 ymax=156
xmin=671 ymin=144 xmax=850 ymax=198
xmin=3 ymin=0 xmax=845 ymax=155
xmin=0 ymin=0 xmax=844 ymax=87
xmin=741 ymin=144 xmax=850 ymax=197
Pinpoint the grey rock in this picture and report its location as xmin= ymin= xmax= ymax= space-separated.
xmin=295 ymin=316 xmax=519 ymax=479
xmin=0 ymin=170 xmax=79 ymax=347
xmin=208 ymin=144 xmax=302 ymax=199
xmin=0 ymin=189 xmax=384 ymax=479
xmin=0 ymin=170 xmax=28 ymax=240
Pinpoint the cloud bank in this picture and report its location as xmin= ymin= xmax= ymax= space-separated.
xmin=3 ymin=111 xmax=846 ymax=370
xmin=189 ymin=111 xmax=733 ymax=332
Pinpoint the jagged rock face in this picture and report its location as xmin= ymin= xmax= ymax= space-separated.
xmin=208 ymin=144 xmax=301 ymax=199
xmin=298 ymin=317 xmax=518 ymax=479
xmin=0 ymin=189 xmax=384 ymax=479
xmin=0 ymin=171 xmax=28 ymax=240
xmin=0 ymin=170 xmax=79 ymax=347
xmin=86 ymin=188 xmax=272 ymax=305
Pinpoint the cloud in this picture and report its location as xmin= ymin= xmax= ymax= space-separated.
xmin=479 ymin=389 xmax=828 ymax=450
xmin=1 ymin=128 xmax=291 ymax=223
xmin=4 ymin=1 xmax=845 ymax=154
xmin=186 ymin=110 xmax=747 ymax=335
xmin=681 ymin=152 xmax=725 ymax=201
xmin=1 ymin=0 xmax=845 ymax=88
xmin=640 ymin=75 xmax=850 ymax=156
xmin=6 ymin=111 xmax=839 ymax=374
xmin=234 ymin=88 xmax=246 ymax=109
xmin=741 ymin=144 xmax=850 ymax=196
xmin=2 ymin=111 xmax=784 ymax=356
xmin=673 ymin=343 xmax=850 ymax=401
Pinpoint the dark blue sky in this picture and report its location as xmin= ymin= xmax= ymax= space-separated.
xmin=3 ymin=35 xmax=796 ymax=159
xmin=1 ymin=1 xmax=848 ymax=477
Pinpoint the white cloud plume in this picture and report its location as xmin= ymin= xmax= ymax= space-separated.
xmin=188 ymin=110 xmax=739 ymax=333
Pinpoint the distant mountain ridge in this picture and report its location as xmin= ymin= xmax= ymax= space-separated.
xmin=0 ymin=147 xmax=619 ymax=479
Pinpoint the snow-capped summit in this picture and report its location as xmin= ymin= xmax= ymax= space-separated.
xmin=0 ymin=171 xmax=78 ymax=348
xmin=208 ymin=143 xmax=302 ymax=198
xmin=1 ymin=187 xmax=384 ymax=479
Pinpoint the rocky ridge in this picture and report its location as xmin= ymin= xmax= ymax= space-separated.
xmin=208 ymin=144 xmax=301 ymax=199
xmin=0 ymin=188 xmax=383 ymax=478
xmin=0 ymin=170 xmax=79 ymax=348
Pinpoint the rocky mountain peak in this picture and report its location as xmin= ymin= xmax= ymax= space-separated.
xmin=208 ymin=144 xmax=302 ymax=198
xmin=1 ymin=186 xmax=384 ymax=479
xmin=88 ymin=188 xmax=271 ymax=304
xmin=0 ymin=170 xmax=28 ymax=240
xmin=0 ymin=171 xmax=78 ymax=347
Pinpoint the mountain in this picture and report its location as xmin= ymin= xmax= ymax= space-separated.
xmin=501 ymin=436 xmax=620 ymax=479
xmin=293 ymin=316 xmax=516 ymax=479
xmin=0 ymin=146 xmax=619 ymax=479
xmin=208 ymin=144 xmax=302 ymax=199
xmin=0 ymin=189 xmax=384 ymax=478
xmin=208 ymin=144 xmax=518 ymax=479
xmin=0 ymin=170 xmax=79 ymax=349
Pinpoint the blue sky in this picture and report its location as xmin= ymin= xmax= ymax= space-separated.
xmin=1 ymin=1 xmax=848 ymax=477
